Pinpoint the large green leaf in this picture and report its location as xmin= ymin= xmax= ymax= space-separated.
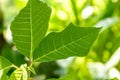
xmin=0 ymin=56 xmax=13 ymax=79
xmin=33 ymin=23 xmax=101 ymax=62
xmin=10 ymin=0 xmax=51 ymax=59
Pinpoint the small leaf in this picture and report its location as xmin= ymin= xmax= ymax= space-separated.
xmin=28 ymin=66 xmax=36 ymax=75
xmin=33 ymin=23 xmax=101 ymax=62
xmin=0 ymin=56 xmax=13 ymax=79
xmin=10 ymin=0 xmax=51 ymax=59
xmin=9 ymin=64 xmax=28 ymax=80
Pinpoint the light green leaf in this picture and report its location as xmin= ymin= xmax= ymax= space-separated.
xmin=10 ymin=0 xmax=51 ymax=59
xmin=9 ymin=69 xmax=26 ymax=80
xmin=33 ymin=23 xmax=101 ymax=62
xmin=9 ymin=64 xmax=28 ymax=80
xmin=0 ymin=56 xmax=13 ymax=79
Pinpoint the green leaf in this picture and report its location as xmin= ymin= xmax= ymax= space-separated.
xmin=28 ymin=66 xmax=36 ymax=75
xmin=10 ymin=0 xmax=51 ymax=59
xmin=0 ymin=56 xmax=13 ymax=79
xmin=9 ymin=64 xmax=28 ymax=80
xmin=0 ymin=56 xmax=13 ymax=70
xmin=33 ymin=23 xmax=101 ymax=62
xmin=9 ymin=69 xmax=26 ymax=80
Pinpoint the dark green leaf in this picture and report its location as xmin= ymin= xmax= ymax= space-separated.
xmin=33 ymin=23 xmax=101 ymax=62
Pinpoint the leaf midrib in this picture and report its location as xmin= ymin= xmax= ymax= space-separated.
xmin=34 ymin=32 xmax=95 ymax=61
xmin=30 ymin=0 xmax=33 ymax=60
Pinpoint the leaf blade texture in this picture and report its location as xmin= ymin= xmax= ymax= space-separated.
xmin=10 ymin=0 xmax=51 ymax=58
xmin=33 ymin=23 xmax=101 ymax=62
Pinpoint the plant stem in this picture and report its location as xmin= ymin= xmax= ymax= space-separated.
xmin=28 ymin=59 xmax=32 ymax=79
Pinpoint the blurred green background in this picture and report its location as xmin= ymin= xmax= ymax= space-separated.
xmin=0 ymin=0 xmax=120 ymax=80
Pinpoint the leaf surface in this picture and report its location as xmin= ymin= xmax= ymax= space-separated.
xmin=33 ymin=23 xmax=101 ymax=62
xmin=10 ymin=0 xmax=51 ymax=58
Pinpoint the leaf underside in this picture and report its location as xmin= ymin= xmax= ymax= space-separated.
xmin=33 ymin=23 xmax=101 ymax=62
xmin=10 ymin=0 xmax=51 ymax=58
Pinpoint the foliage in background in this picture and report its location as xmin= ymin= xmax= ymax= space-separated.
xmin=0 ymin=0 xmax=120 ymax=80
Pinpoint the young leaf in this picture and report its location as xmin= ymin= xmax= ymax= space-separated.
xmin=28 ymin=66 xmax=36 ymax=75
xmin=9 ymin=68 xmax=27 ymax=80
xmin=0 ymin=56 xmax=13 ymax=79
xmin=33 ymin=23 xmax=101 ymax=62
xmin=10 ymin=0 xmax=51 ymax=59
xmin=9 ymin=64 xmax=28 ymax=80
